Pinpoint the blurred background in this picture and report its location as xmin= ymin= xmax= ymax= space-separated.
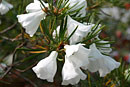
xmin=0 ymin=0 xmax=130 ymax=87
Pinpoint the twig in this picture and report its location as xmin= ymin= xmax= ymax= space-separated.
xmin=11 ymin=70 xmax=38 ymax=87
xmin=15 ymin=61 xmax=38 ymax=72
xmin=86 ymin=3 xmax=100 ymax=10
xmin=12 ymin=43 xmax=24 ymax=63
xmin=0 ymin=22 xmax=17 ymax=34
xmin=0 ymin=66 xmax=12 ymax=80
xmin=0 ymin=80 xmax=11 ymax=84
xmin=0 ymin=43 xmax=24 ymax=79
xmin=100 ymin=9 xmax=111 ymax=17
xmin=0 ymin=36 xmax=15 ymax=41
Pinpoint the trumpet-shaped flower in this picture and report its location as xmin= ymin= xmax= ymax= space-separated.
xmin=67 ymin=16 xmax=93 ymax=44
xmin=64 ymin=44 xmax=90 ymax=69
xmin=95 ymin=37 xmax=112 ymax=54
xmin=100 ymin=7 xmax=121 ymax=20
xmin=0 ymin=63 xmax=7 ymax=73
xmin=0 ymin=0 xmax=13 ymax=15
xmin=26 ymin=0 xmax=43 ymax=13
xmin=62 ymin=56 xmax=86 ymax=85
xmin=68 ymin=0 xmax=87 ymax=17
xmin=17 ymin=0 xmax=48 ymax=37
xmin=32 ymin=51 xmax=58 ymax=82
xmin=87 ymin=44 xmax=120 ymax=77
xmin=98 ymin=40 xmax=112 ymax=54
xmin=53 ymin=18 xmax=100 ymax=45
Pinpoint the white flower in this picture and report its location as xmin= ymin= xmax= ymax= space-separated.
xmin=32 ymin=51 xmax=58 ymax=82
xmin=0 ymin=63 xmax=7 ymax=73
xmin=98 ymin=41 xmax=112 ymax=54
xmin=67 ymin=16 xmax=93 ymax=44
xmin=126 ymin=27 xmax=130 ymax=40
xmin=96 ymin=38 xmax=112 ymax=54
xmin=68 ymin=0 xmax=87 ymax=17
xmin=0 ymin=0 xmax=13 ymax=15
xmin=87 ymin=43 xmax=120 ymax=77
xmin=64 ymin=43 xmax=90 ymax=69
xmin=3 ymin=53 xmax=13 ymax=66
xmin=124 ymin=68 xmax=130 ymax=81
xmin=121 ymin=10 xmax=130 ymax=23
xmin=53 ymin=17 xmax=101 ymax=45
xmin=100 ymin=7 xmax=120 ymax=20
xmin=17 ymin=0 xmax=48 ymax=37
xmin=62 ymin=56 xmax=86 ymax=85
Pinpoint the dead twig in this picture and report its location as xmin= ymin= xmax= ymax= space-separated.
xmin=0 ymin=43 xmax=24 ymax=80
xmin=11 ymin=70 xmax=38 ymax=87
xmin=0 ymin=66 xmax=12 ymax=80
xmin=15 ymin=61 xmax=38 ymax=72
xmin=12 ymin=42 xmax=24 ymax=63
xmin=0 ymin=22 xmax=17 ymax=34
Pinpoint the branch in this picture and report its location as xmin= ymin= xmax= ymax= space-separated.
xmin=0 ymin=43 xmax=24 ymax=79
xmin=0 ymin=66 xmax=12 ymax=80
xmin=11 ymin=70 xmax=38 ymax=87
xmin=0 ymin=22 xmax=17 ymax=34
xmin=15 ymin=61 xmax=38 ymax=72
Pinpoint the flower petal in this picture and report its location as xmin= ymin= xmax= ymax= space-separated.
xmin=64 ymin=44 xmax=90 ymax=68
xmin=32 ymin=51 xmax=58 ymax=82
xmin=62 ymin=56 xmax=86 ymax=85
xmin=68 ymin=0 xmax=87 ymax=17
xmin=0 ymin=0 xmax=13 ymax=15
xmin=26 ymin=0 xmax=48 ymax=13
xmin=87 ymin=43 xmax=120 ymax=77
xmin=17 ymin=10 xmax=46 ymax=37
xmin=67 ymin=16 xmax=92 ymax=44
xmin=98 ymin=40 xmax=112 ymax=54
xmin=98 ymin=55 xmax=120 ymax=77
xmin=100 ymin=7 xmax=120 ymax=20
xmin=0 ymin=63 xmax=7 ymax=73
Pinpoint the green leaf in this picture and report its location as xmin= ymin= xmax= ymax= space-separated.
xmin=21 ymin=53 xmax=42 ymax=62
xmin=41 ymin=19 xmax=56 ymax=43
xmin=65 ymin=26 xmax=78 ymax=42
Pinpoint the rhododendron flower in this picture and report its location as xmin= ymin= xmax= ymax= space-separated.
xmin=32 ymin=51 xmax=58 ymax=82
xmin=64 ymin=43 xmax=90 ymax=69
xmin=87 ymin=44 xmax=120 ymax=77
xmin=124 ymin=68 xmax=130 ymax=81
xmin=0 ymin=0 xmax=13 ymax=15
xmin=98 ymin=41 xmax=112 ymax=54
xmin=100 ymin=7 xmax=120 ymax=20
xmin=67 ymin=16 xmax=93 ymax=44
xmin=121 ymin=10 xmax=130 ymax=23
xmin=68 ymin=0 xmax=87 ymax=17
xmin=0 ymin=63 xmax=7 ymax=73
xmin=62 ymin=56 xmax=87 ymax=85
xmin=54 ymin=17 xmax=100 ymax=45
xmin=17 ymin=0 xmax=48 ymax=37
xmin=96 ymin=38 xmax=112 ymax=54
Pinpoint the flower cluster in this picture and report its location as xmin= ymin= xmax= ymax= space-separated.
xmin=17 ymin=0 xmax=120 ymax=85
